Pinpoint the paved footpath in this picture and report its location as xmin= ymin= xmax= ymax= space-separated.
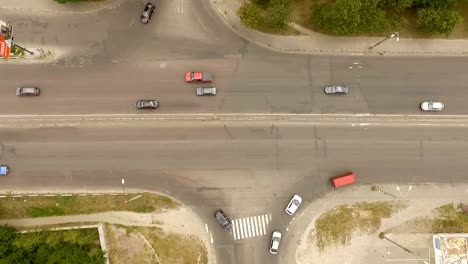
xmin=210 ymin=0 xmax=468 ymax=56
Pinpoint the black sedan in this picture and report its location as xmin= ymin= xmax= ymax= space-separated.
xmin=140 ymin=3 xmax=156 ymax=24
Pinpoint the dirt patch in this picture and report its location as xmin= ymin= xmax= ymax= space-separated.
xmin=106 ymin=225 xmax=156 ymax=264
xmin=313 ymin=201 xmax=407 ymax=251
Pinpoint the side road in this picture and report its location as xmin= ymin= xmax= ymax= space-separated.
xmin=210 ymin=0 xmax=468 ymax=56
xmin=283 ymin=183 xmax=468 ymax=264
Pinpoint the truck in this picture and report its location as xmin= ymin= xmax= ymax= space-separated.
xmin=185 ymin=72 xmax=214 ymax=83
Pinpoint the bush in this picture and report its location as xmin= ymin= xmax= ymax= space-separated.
xmin=416 ymin=7 xmax=463 ymax=35
xmin=265 ymin=0 xmax=292 ymax=32
xmin=312 ymin=0 xmax=394 ymax=35
xmin=378 ymin=0 xmax=415 ymax=11
xmin=238 ymin=4 xmax=263 ymax=29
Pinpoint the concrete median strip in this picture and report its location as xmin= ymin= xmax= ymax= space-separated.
xmin=0 ymin=113 xmax=468 ymax=128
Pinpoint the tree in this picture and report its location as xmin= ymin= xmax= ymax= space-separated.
xmin=416 ymin=7 xmax=463 ymax=35
xmin=413 ymin=0 xmax=467 ymax=8
xmin=311 ymin=0 xmax=392 ymax=35
xmin=311 ymin=0 xmax=362 ymax=35
xmin=265 ymin=0 xmax=292 ymax=32
xmin=238 ymin=4 xmax=263 ymax=29
xmin=378 ymin=0 xmax=415 ymax=11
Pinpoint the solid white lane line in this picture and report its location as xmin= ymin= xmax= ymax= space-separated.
xmin=205 ymin=224 xmax=209 ymax=233
xmin=210 ymin=232 xmax=214 ymax=244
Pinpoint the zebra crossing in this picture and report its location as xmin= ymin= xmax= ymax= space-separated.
xmin=232 ymin=214 xmax=272 ymax=240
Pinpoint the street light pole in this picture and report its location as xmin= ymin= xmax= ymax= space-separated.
xmin=369 ymin=32 xmax=399 ymax=50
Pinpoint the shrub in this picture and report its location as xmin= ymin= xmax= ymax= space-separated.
xmin=416 ymin=7 xmax=463 ymax=35
xmin=238 ymin=4 xmax=263 ymax=29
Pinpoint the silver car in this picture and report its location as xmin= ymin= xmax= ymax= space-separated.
xmin=16 ymin=87 xmax=40 ymax=96
xmin=324 ymin=85 xmax=348 ymax=95
xmin=135 ymin=100 xmax=159 ymax=109
xmin=196 ymin=87 xmax=217 ymax=96
xmin=420 ymin=101 xmax=444 ymax=111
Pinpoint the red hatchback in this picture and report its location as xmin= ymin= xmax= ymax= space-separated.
xmin=330 ymin=172 xmax=356 ymax=188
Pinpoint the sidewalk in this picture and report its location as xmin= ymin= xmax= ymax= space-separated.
xmin=210 ymin=0 xmax=468 ymax=56
xmin=282 ymin=183 xmax=468 ymax=264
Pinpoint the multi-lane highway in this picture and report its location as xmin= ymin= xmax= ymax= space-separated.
xmin=1 ymin=115 xmax=468 ymax=263
xmin=2 ymin=0 xmax=468 ymax=263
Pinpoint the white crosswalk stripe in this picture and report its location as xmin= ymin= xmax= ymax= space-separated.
xmin=231 ymin=213 xmax=271 ymax=240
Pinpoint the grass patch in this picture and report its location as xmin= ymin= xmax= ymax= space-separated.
xmin=137 ymin=227 xmax=208 ymax=264
xmin=0 ymin=192 xmax=180 ymax=219
xmin=314 ymin=201 xmax=407 ymax=251
xmin=432 ymin=203 xmax=468 ymax=233
xmin=15 ymin=228 xmax=101 ymax=248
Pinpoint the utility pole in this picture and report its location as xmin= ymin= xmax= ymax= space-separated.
xmin=369 ymin=32 xmax=399 ymax=50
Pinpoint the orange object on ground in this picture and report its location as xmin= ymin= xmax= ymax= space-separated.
xmin=330 ymin=172 xmax=356 ymax=188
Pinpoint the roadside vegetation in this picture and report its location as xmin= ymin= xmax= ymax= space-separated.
xmin=432 ymin=203 xmax=468 ymax=232
xmin=239 ymin=0 xmax=468 ymax=38
xmin=314 ymin=201 xmax=407 ymax=251
xmin=0 ymin=192 xmax=180 ymax=218
xmin=0 ymin=225 xmax=105 ymax=263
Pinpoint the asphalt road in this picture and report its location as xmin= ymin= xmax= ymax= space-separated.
xmin=1 ymin=54 xmax=468 ymax=115
xmin=1 ymin=120 xmax=468 ymax=263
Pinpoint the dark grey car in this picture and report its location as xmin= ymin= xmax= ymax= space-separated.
xmin=135 ymin=100 xmax=159 ymax=109
xmin=215 ymin=209 xmax=232 ymax=231
xmin=140 ymin=3 xmax=155 ymax=24
xmin=324 ymin=85 xmax=349 ymax=95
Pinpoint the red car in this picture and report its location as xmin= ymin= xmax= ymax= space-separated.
xmin=185 ymin=72 xmax=214 ymax=82
xmin=330 ymin=172 xmax=356 ymax=188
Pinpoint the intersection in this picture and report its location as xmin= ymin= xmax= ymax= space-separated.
xmin=2 ymin=0 xmax=468 ymax=263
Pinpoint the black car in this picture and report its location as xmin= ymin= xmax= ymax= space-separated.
xmin=135 ymin=100 xmax=159 ymax=109
xmin=324 ymin=85 xmax=349 ymax=95
xmin=140 ymin=3 xmax=156 ymax=24
xmin=215 ymin=209 xmax=232 ymax=231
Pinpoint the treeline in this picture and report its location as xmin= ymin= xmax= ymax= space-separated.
xmin=0 ymin=226 xmax=105 ymax=264
xmin=239 ymin=0 xmax=467 ymax=36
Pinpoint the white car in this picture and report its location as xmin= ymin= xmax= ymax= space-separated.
xmin=269 ymin=231 xmax=282 ymax=254
xmin=285 ymin=194 xmax=302 ymax=216
xmin=420 ymin=101 xmax=444 ymax=111
xmin=196 ymin=87 xmax=216 ymax=96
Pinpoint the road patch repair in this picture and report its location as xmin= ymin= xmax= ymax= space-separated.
xmin=289 ymin=184 xmax=468 ymax=264
xmin=0 ymin=192 xmax=212 ymax=264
